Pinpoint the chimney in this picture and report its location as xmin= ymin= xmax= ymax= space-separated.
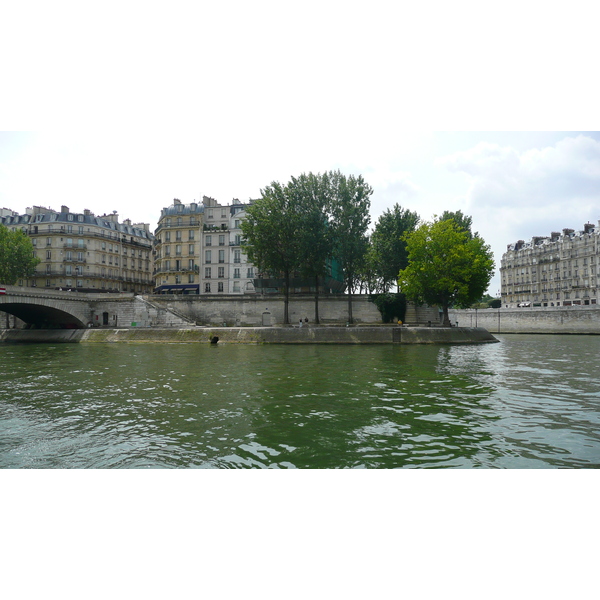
xmin=61 ymin=205 xmax=69 ymax=213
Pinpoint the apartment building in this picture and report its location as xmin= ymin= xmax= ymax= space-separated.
xmin=500 ymin=222 xmax=600 ymax=307
xmin=153 ymin=196 xmax=255 ymax=294
xmin=0 ymin=205 xmax=154 ymax=293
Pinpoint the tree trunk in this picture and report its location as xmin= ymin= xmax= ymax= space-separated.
xmin=442 ymin=304 xmax=451 ymax=327
xmin=347 ymin=289 xmax=353 ymax=324
xmin=314 ymin=275 xmax=320 ymax=325
xmin=284 ymin=270 xmax=290 ymax=324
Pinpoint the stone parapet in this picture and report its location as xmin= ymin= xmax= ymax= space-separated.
xmin=449 ymin=306 xmax=600 ymax=334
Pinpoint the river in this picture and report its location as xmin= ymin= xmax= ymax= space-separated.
xmin=1 ymin=334 xmax=599 ymax=468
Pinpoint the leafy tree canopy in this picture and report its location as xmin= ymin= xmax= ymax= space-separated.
xmin=398 ymin=219 xmax=495 ymax=326
xmin=0 ymin=225 xmax=40 ymax=285
xmin=329 ymin=170 xmax=373 ymax=322
xmin=436 ymin=210 xmax=478 ymax=238
xmin=371 ymin=204 xmax=420 ymax=292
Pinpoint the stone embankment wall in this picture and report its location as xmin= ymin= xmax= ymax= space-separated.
xmin=147 ymin=294 xmax=383 ymax=326
xmin=449 ymin=306 xmax=600 ymax=334
xmin=0 ymin=326 xmax=498 ymax=344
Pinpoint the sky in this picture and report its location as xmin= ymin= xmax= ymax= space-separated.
xmin=2 ymin=3 xmax=598 ymax=593
xmin=1 ymin=3 xmax=599 ymax=298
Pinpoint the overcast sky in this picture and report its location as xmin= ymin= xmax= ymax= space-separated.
xmin=1 ymin=3 xmax=598 ymax=296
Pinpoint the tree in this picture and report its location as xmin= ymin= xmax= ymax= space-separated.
xmin=0 ymin=225 xmax=40 ymax=285
xmin=241 ymin=181 xmax=303 ymax=324
xmin=288 ymin=172 xmax=333 ymax=324
xmin=371 ymin=204 xmax=420 ymax=292
xmin=329 ymin=170 xmax=373 ymax=323
xmin=436 ymin=210 xmax=477 ymax=238
xmin=398 ymin=219 xmax=495 ymax=327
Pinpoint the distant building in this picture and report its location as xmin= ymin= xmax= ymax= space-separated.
xmin=500 ymin=222 xmax=600 ymax=307
xmin=0 ymin=205 xmax=154 ymax=293
xmin=153 ymin=196 xmax=256 ymax=295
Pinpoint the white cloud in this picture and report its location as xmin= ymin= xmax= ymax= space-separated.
xmin=438 ymin=134 xmax=600 ymax=294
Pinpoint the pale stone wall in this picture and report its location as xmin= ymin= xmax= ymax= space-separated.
xmin=148 ymin=294 xmax=383 ymax=326
xmin=449 ymin=306 xmax=600 ymax=334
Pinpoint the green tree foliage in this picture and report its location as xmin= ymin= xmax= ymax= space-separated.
xmin=287 ymin=172 xmax=333 ymax=324
xmin=371 ymin=204 xmax=420 ymax=292
xmin=436 ymin=210 xmax=477 ymax=238
xmin=370 ymin=292 xmax=407 ymax=323
xmin=329 ymin=171 xmax=373 ymax=323
xmin=398 ymin=219 xmax=495 ymax=327
xmin=243 ymin=170 xmax=373 ymax=325
xmin=0 ymin=225 xmax=40 ymax=285
xmin=241 ymin=181 xmax=303 ymax=324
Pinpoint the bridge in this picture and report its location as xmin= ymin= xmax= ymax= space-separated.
xmin=0 ymin=285 xmax=192 ymax=329
xmin=0 ymin=286 xmax=134 ymax=329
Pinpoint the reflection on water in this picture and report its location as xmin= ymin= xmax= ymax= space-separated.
xmin=1 ymin=335 xmax=599 ymax=468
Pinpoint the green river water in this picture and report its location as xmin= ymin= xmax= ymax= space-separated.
xmin=1 ymin=334 xmax=599 ymax=468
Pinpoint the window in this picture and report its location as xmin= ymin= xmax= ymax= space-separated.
xmin=67 ymin=214 xmax=74 ymax=221
xmin=78 ymin=239 xmax=84 ymax=248
xmin=208 ymin=209 xmax=213 ymax=219
xmin=233 ymin=281 xmax=240 ymax=292
xmin=66 ymin=265 xmax=72 ymax=275
xmin=175 ymin=275 xmax=181 ymax=284
xmin=176 ymin=230 xmax=182 ymax=241
xmin=189 ymin=244 xmax=194 ymax=255
xmin=67 ymin=238 xmax=73 ymax=247
xmin=205 ymin=267 xmax=211 ymax=278
xmin=219 ymin=250 xmax=225 ymax=263
xmin=247 ymin=267 xmax=254 ymax=278
xmin=176 ymin=245 xmax=182 ymax=256
xmin=219 ymin=235 xmax=225 ymax=246
xmin=234 ymin=249 xmax=241 ymax=263
xmin=205 ymin=250 xmax=212 ymax=263
xmin=46 ymin=264 xmax=51 ymax=274
xmin=205 ymin=283 xmax=211 ymax=292
xmin=206 ymin=236 xmax=212 ymax=246
xmin=165 ymin=260 xmax=170 ymax=271
xmin=46 ymin=237 xmax=52 ymax=246
xmin=78 ymin=226 xmax=84 ymax=234
xmin=188 ymin=230 xmax=194 ymax=240
xmin=218 ymin=267 xmax=224 ymax=278
xmin=188 ymin=274 xmax=195 ymax=283
xmin=165 ymin=246 xmax=170 ymax=256
xmin=46 ymin=250 xmax=51 ymax=259
xmin=177 ymin=217 xmax=182 ymax=226
xmin=218 ymin=282 xmax=224 ymax=292
xmin=77 ymin=252 xmax=84 ymax=261
xmin=234 ymin=268 xmax=240 ymax=278
xmin=188 ymin=259 xmax=195 ymax=270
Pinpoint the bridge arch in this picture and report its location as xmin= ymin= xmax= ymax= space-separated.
xmin=0 ymin=289 xmax=91 ymax=329
xmin=0 ymin=301 xmax=87 ymax=329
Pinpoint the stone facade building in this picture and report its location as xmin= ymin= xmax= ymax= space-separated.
xmin=1 ymin=205 xmax=154 ymax=293
xmin=500 ymin=222 xmax=600 ymax=308
xmin=153 ymin=196 xmax=255 ymax=295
